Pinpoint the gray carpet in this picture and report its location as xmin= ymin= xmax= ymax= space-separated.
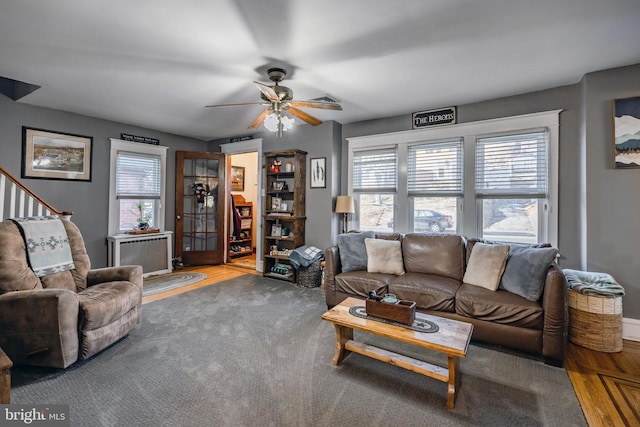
xmin=11 ymin=275 xmax=587 ymax=427
xmin=142 ymin=272 xmax=207 ymax=296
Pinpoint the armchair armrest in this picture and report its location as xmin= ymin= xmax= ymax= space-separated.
xmin=87 ymin=265 xmax=143 ymax=289
xmin=0 ymin=289 xmax=80 ymax=368
xmin=541 ymin=263 xmax=568 ymax=365
xmin=324 ymin=246 xmax=342 ymax=308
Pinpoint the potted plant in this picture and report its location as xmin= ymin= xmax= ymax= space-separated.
xmin=133 ymin=202 xmax=151 ymax=230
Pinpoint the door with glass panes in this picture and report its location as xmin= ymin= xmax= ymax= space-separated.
xmin=175 ymin=151 xmax=225 ymax=265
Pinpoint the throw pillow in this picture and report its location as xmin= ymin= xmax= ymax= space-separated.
xmin=462 ymin=243 xmax=510 ymax=291
xmin=499 ymin=246 xmax=559 ymax=301
xmin=336 ymin=231 xmax=375 ymax=272
xmin=364 ymin=238 xmax=405 ymax=275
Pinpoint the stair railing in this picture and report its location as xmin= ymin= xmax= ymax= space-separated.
xmin=0 ymin=166 xmax=72 ymax=220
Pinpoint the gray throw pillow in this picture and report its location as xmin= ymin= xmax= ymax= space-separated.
xmin=499 ymin=246 xmax=558 ymax=301
xmin=336 ymin=231 xmax=375 ymax=272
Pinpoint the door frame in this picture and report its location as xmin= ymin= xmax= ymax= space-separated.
xmin=221 ymin=138 xmax=264 ymax=272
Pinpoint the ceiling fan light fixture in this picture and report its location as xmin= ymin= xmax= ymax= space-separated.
xmin=264 ymin=112 xmax=294 ymax=134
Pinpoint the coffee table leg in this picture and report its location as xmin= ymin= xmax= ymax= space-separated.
xmin=332 ymin=324 xmax=353 ymax=366
xmin=447 ymin=356 xmax=459 ymax=409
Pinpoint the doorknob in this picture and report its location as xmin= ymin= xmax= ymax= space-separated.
xmin=176 ymin=215 xmax=181 ymax=220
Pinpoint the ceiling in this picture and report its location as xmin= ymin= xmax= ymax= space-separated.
xmin=1 ymin=1 xmax=639 ymax=141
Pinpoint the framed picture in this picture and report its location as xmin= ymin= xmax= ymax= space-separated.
xmin=613 ymin=95 xmax=640 ymax=169
xmin=21 ymin=127 xmax=93 ymax=181
xmin=272 ymin=180 xmax=285 ymax=191
xmin=271 ymin=197 xmax=282 ymax=210
xmin=231 ymin=165 xmax=245 ymax=191
xmin=271 ymin=223 xmax=282 ymax=237
xmin=310 ymin=157 xmax=326 ymax=188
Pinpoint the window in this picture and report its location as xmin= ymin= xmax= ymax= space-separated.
xmin=346 ymin=111 xmax=560 ymax=246
xmin=407 ymin=139 xmax=462 ymax=233
xmin=352 ymin=148 xmax=397 ymax=232
xmin=109 ymin=139 xmax=168 ymax=235
xmin=476 ymin=129 xmax=548 ymax=244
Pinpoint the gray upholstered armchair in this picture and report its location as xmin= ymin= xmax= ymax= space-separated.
xmin=0 ymin=218 xmax=142 ymax=368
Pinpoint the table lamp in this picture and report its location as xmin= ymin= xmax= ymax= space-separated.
xmin=335 ymin=195 xmax=355 ymax=234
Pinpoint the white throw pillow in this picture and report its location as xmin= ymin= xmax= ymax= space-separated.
xmin=463 ymin=243 xmax=510 ymax=291
xmin=364 ymin=238 xmax=405 ymax=275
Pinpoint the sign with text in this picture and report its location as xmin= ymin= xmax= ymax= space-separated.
xmin=120 ymin=133 xmax=160 ymax=145
xmin=1 ymin=404 xmax=69 ymax=426
xmin=412 ymin=107 xmax=457 ymax=129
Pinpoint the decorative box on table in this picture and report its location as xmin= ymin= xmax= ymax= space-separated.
xmin=365 ymin=299 xmax=416 ymax=325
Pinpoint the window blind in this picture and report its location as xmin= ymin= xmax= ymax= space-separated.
xmin=408 ymin=139 xmax=463 ymax=195
xmin=352 ymin=148 xmax=397 ymax=192
xmin=116 ymin=152 xmax=162 ymax=199
xmin=475 ymin=129 xmax=548 ymax=197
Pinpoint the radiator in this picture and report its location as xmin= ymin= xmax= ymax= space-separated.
xmin=107 ymin=232 xmax=173 ymax=277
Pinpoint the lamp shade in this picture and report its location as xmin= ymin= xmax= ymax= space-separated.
xmin=335 ymin=195 xmax=355 ymax=214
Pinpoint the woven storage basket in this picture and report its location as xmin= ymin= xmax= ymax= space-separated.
xmin=295 ymin=260 xmax=322 ymax=288
xmin=568 ymin=289 xmax=623 ymax=352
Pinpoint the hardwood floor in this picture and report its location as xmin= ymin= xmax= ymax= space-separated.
xmin=143 ymin=264 xmax=640 ymax=426
xmin=566 ymin=340 xmax=640 ymax=426
xmin=141 ymin=264 xmax=259 ymax=304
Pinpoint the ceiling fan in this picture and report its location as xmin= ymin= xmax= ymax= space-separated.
xmin=206 ymin=68 xmax=342 ymax=135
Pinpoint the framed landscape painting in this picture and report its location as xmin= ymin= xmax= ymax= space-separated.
xmin=613 ymin=95 xmax=640 ymax=169
xmin=22 ymin=127 xmax=93 ymax=181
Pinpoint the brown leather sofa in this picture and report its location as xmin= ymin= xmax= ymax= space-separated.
xmin=325 ymin=233 xmax=568 ymax=366
xmin=0 ymin=218 xmax=143 ymax=368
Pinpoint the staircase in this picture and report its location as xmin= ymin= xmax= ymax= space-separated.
xmin=0 ymin=166 xmax=70 ymax=220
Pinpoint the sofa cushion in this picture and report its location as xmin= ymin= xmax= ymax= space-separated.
xmin=402 ymin=234 xmax=465 ymax=280
xmin=462 ymin=243 xmax=510 ymax=291
xmin=389 ymin=273 xmax=460 ymax=312
xmin=336 ymin=231 xmax=375 ymax=272
xmin=0 ymin=220 xmax=42 ymax=294
xmin=334 ymin=271 xmax=393 ymax=299
xmin=499 ymin=246 xmax=558 ymax=301
xmin=78 ymin=281 xmax=141 ymax=330
xmin=455 ymin=283 xmax=543 ymax=329
xmin=365 ymin=238 xmax=405 ymax=275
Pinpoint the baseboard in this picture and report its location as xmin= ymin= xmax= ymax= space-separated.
xmin=623 ymin=317 xmax=640 ymax=342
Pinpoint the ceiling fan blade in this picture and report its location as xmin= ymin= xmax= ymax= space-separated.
xmin=287 ymin=107 xmax=323 ymax=126
xmin=248 ymin=108 xmax=271 ymax=129
xmin=205 ymin=101 xmax=268 ymax=108
xmin=290 ymin=100 xmax=343 ymax=111
xmin=253 ymin=82 xmax=279 ymax=101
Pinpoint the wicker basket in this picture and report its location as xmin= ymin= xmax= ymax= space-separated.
xmin=295 ymin=260 xmax=322 ymax=288
xmin=568 ymin=289 xmax=623 ymax=353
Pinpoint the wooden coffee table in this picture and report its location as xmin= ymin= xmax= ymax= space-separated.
xmin=322 ymin=297 xmax=473 ymax=409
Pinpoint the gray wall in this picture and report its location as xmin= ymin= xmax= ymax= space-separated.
xmin=0 ymin=95 xmax=206 ymax=267
xmin=3 ymin=61 xmax=638 ymax=320
xmin=343 ymin=63 xmax=640 ymax=320
xmin=583 ymin=64 xmax=640 ymax=319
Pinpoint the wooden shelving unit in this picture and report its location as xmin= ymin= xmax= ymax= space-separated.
xmin=229 ymin=194 xmax=253 ymax=259
xmin=263 ymin=149 xmax=306 ymax=283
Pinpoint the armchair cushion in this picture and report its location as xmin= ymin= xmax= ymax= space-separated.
xmin=79 ymin=281 xmax=142 ymax=330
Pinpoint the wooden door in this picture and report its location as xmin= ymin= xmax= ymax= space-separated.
xmin=175 ymin=151 xmax=225 ymax=265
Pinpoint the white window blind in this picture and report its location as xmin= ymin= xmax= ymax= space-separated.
xmin=408 ymin=139 xmax=463 ymax=195
xmin=475 ymin=129 xmax=548 ymax=197
xmin=116 ymin=152 xmax=162 ymax=199
xmin=353 ymin=148 xmax=397 ymax=192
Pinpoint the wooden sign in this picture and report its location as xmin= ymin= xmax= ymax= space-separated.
xmin=120 ymin=133 xmax=160 ymax=145
xmin=412 ymin=107 xmax=457 ymax=129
